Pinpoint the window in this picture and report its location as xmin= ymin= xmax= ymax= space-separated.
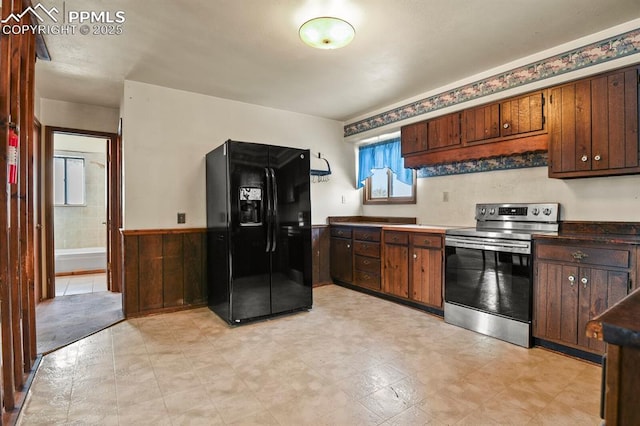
xmin=358 ymin=138 xmax=416 ymax=205
xmin=54 ymin=156 xmax=85 ymax=205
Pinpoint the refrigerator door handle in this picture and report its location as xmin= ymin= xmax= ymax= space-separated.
xmin=264 ymin=167 xmax=272 ymax=252
xmin=270 ymin=168 xmax=278 ymax=252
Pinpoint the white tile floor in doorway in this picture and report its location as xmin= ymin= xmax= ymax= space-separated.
xmin=55 ymin=273 xmax=107 ymax=296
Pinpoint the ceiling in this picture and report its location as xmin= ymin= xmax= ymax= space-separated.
xmin=34 ymin=0 xmax=640 ymax=122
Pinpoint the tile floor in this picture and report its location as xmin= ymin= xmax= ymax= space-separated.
xmin=19 ymin=285 xmax=602 ymax=425
xmin=55 ymin=273 xmax=108 ymax=296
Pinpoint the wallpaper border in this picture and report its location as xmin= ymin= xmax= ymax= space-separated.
xmin=416 ymin=152 xmax=548 ymax=178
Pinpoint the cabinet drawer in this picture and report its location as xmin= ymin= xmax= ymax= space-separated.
xmin=331 ymin=227 xmax=352 ymax=239
xmin=411 ymin=234 xmax=442 ymax=248
xmin=353 ymin=228 xmax=380 ymax=242
xmin=536 ymin=244 xmax=630 ymax=269
xmin=384 ymin=231 xmax=409 ymax=245
xmin=354 ymin=270 xmax=381 ymax=290
xmin=355 ymin=255 xmax=380 ymax=273
xmin=354 ymin=241 xmax=380 ymax=258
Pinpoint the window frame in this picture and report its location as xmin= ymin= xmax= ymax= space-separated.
xmin=53 ymin=155 xmax=86 ymax=206
xmin=363 ymin=168 xmax=417 ymax=205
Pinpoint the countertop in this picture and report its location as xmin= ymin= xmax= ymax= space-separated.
xmin=586 ymin=287 xmax=640 ymax=348
xmin=330 ymin=221 xmax=467 ymax=234
xmin=534 ymin=232 xmax=640 ymax=245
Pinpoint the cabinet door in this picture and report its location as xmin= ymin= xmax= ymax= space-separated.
xmin=330 ymin=237 xmax=352 ymax=283
xmin=548 ymin=80 xmax=592 ymax=175
xmin=590 ymin=68 xmax=639 ymax=172
xmin=500 ymin=92 xmax=544 ymax=137
xmin=559 ymin=265 xmax=580 ymax=345
xmin=534 ymin=261 xmax=578 ymax=343
xmin=427 ymin=113 xmax=461 ymax=150
xmin=383 ymin=243 xmax=409 ymax=298
xmin=411 ymin=247 xmax=443 ymax=308
xmin=401 ymin=121 xmax=428 ymax=155
xmin=577 ymin=268 xmax=629 ymax=352
xmin=463 ymin=103 xmax=500 ymax=143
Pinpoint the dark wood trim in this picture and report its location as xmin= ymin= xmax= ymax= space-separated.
xmin=32 ymin=119 xmax=42 ymax=305
xmin=55 ymin=269 xmax=106 ymax=277
xmin=43 ymin=126 xmax=120 ymax=298
xmin=121 ymin=227 xmax=207 ymax=236
xmin=43 ymin=126 xmax=55 ymax=300
xmin=363 ymin=169 xmax=417 ymax=205
xmin=0 ymin=0 xmax=16 ymax=410
xmin=9 ymin=13 xmax=25 ymax=391
xmin=0 ymin=0 xmax=40 ymax=416
xmin=403 ymin=133 xmax=548 ymax=168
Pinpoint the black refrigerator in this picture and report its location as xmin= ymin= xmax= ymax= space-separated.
xmin=206 ymin=140 xmax=312 ymax=324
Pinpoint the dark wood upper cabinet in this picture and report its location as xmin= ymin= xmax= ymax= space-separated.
xmin=427 ymin=112 xmax=461 ymax=150
xmin=400 ymin=121 xmax=428 ymax=156
xmin=548 ymin=66 xmax=640 ymax=178
xmin=401 ymin=90 xmax=547 ymax=167
xmin=500 ymin=91 xmax=545 ymax=137
xmin=463 ymin=103 xmax=500 ymax=143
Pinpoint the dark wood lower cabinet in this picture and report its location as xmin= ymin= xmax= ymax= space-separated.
xmin=533 ymin=239 xmax=634 ymax=355
xmin=383 ymin=232 xmax=409 ymax=298
xmin=312 ymin=225 xmax=332 ymax=287
xmin=121 ymin=228 xmax=207 ymax=317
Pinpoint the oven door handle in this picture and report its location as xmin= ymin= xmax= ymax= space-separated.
xmin=445 ymin=236 xmax=530 ymax=253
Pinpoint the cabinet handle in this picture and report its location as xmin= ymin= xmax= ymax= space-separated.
xmin=572 ymin=250 xmax=589 ymax=260
xmin=581 ymin=155 xmax=588 ymax=162
xmin=413 ymin=253 xmax=417 ymax=259
xmin=568 ymin=275 xmax=575 ymax=286
xmin=503 ymin=122 xmax=510 ymax=129
xmin=581 ymin=277 xmax=588 ymax=288
xmin=347 ymin=244 xmax=351 ymax=248
xmin=363 ymin=260 xmax=370 ymax=265
xmin=594 ymin=154 xmax=601 ymax=161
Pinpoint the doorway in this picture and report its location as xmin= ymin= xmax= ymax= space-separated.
xmin=37 ymin=126 xmax=123 ymax=353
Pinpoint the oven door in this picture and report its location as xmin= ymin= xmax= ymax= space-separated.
xmin=445 ymin=236 xmax=532 ymax=323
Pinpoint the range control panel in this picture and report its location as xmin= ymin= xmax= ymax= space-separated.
xmin=475 ymin=203 xmax=559 ymax=223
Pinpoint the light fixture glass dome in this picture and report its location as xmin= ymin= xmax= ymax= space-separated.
xmin=299 ymin=17 xmax=355 ymax=50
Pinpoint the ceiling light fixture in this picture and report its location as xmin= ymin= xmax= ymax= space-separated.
xmin=299 ymin=17 xmax=355 ymax=50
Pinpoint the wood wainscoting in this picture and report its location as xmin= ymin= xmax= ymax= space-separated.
xmin=121 ymin=228 xmax=207 ymax=317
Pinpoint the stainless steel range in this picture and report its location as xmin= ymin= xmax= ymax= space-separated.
xmin=444 ymin=203 xmax=559 ymax=347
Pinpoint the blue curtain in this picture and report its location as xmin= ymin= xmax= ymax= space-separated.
xmin=357 ymin=138 xmax=413 ymax=188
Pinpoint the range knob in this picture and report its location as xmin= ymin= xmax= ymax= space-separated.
xmin=531 ymin=208 xmax=540 ymax=216
xmin=480 ymin=207 xmax=486 ymax=215
xmin=489 ymin=208 xmax=496 ymax=215
xmin=543 ymin=208 xmax=552 ymax=216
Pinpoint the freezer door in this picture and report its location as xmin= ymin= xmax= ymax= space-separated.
xmin=228 ymin=142 xmax=272 ymax=322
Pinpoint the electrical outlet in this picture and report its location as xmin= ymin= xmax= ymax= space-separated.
xmin=443 ymin=191 xmax=449 ymax=202
xmin=177 ymin=212 xmax=186 ymax=224
xmin=341 ymin=195 xmax=346 ymax=204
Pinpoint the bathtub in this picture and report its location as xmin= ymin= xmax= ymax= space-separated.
xmin=55 ymin=247 xmax=107 ymax=274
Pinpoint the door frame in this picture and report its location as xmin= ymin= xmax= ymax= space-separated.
xmin=43 ymin=126 xmax=122 ymax=299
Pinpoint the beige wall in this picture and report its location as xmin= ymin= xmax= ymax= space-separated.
xmin=38 ymin=98 xmax=119 ymax=133
xmin=120 ymin=80 xmax=360 ymax=229
xmin=362 ymin=167 xmax=640 ymax=225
